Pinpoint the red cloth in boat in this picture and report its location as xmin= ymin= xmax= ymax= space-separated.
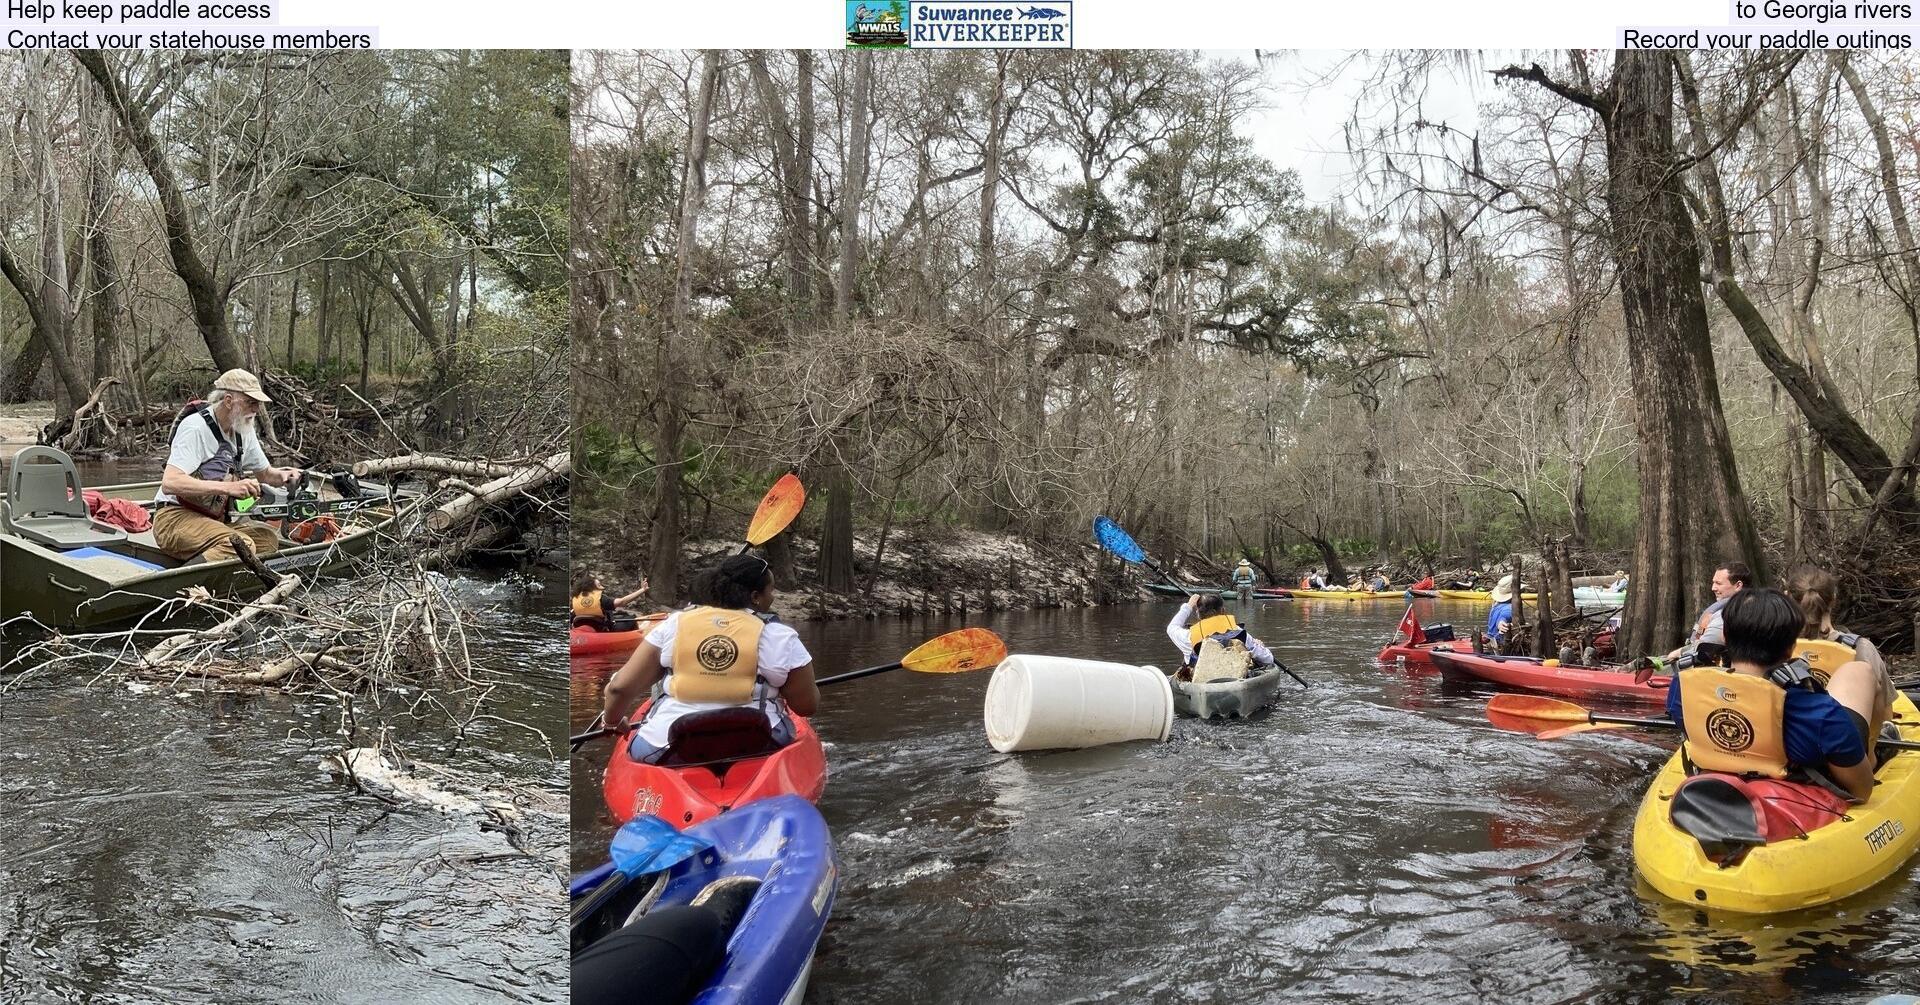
xmin=83 ymin=490 xmax=153 ymax=533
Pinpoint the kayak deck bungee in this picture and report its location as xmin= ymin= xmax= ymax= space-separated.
xmin=1429 ymin=649 xmax=1669 ymax=703
xmin=1634 ymin=692 xmax=1920 ymax=913
xmin=603 ymin=698 xmax=828 ymax=827
xmin=572 ymin=795 xmax=837 ymax=1005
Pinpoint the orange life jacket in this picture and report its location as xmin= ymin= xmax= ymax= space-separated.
xmin=1678 ymin=667 xmax=1789 ymax=778
xmin=668 ymin=606 xmax=766 ymax=703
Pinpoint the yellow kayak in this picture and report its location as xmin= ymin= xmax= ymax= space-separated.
xmin=1435 ymin=589 xmax=1538 ymax=602
xmin=1633 ymin=690 xmax=1920 ymax=913
xmin=1289 ymin=589 xmax=1405 ymax=600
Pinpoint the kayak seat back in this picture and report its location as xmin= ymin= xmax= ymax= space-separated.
xmin=4 ymin=446 xmax=128 ymax=551
xmin=662 ymin=707 xmax=782 ymax=769
xmin=1671 ymin=772 xmax=1850 ymax=865
xmin=1422 ymin=623 xmax=1456 ymax=643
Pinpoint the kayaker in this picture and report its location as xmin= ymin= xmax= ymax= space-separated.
xmin=571 ymin=571 xmax=651 ymax=632
xmin=1608 ymin=570 xmax=1630 ymax=592
xmin=1664 ymin=560 xmax=1751 ymax=667
xmin=1665 ymin=587 xmax=1879 ymax=801
xmin=601 ymin=554 xmax=819 ymax=765
xmin=573 ymin=879 xmax=756 ymax=1005
xmin=1232 ymin=560 xmax=1256 ymax=601
xmin=153 ymin=369 xmax=304 ymax=564
xmin=1788 ymin=564 xmax=1894 ymax=725
xmin=1485 ymin=575 xmax=1517 ymax=647
xmin=1366 ymin=570 xmax=1389 ymax=592
xmin=1167 ymin=593 xmax=1275 ymax=680
xmin=1305 ymin=570 xmax=1331 ymax=590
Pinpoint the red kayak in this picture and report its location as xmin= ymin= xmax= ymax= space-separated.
xmin=1429 ymin=649 xmax=1669 ymax=703
xmin=603 ymin=698 xmax=828 ymax=827
xmin=569 ymin=613 xmax=668 ymax=657
xmin=1376 ymin=640 xmax=1462 ymax=667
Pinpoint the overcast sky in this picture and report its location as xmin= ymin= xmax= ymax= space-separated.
xmin=1229 ymin=50 xmax=1493 ymax=205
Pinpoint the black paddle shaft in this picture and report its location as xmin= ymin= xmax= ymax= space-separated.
xmin=814 ymin=661 xmax=906 ymax=686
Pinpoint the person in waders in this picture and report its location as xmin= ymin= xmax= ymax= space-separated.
xmin=1232 ymin=559 xmax=1256 ymax=603
xmin=1664 ymin=587 xmax=1882 ymax=801
xmin=600 ymin=554 xmax=820 ymax=765
xmin=152 ymin=369 xmax=303 ymax=565
xmin=1166 ymin=593 xmax=1276 ymax=683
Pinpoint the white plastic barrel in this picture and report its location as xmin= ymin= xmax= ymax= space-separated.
xmin=982 ymin=655 xmax=1174 ymax=753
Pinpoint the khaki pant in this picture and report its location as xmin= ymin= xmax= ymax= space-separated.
xmin=152 ymin=505 xmax=281 ymax=563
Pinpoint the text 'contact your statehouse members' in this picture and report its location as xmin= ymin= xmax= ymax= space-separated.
xmin=5 ymin=1 xmax=375 ymax=48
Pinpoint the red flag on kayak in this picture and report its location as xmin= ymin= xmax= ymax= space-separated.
xmin=1397 ymin=606 xmax=1425 ymax=645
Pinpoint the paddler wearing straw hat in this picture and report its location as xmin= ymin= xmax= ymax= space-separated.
xmin=1485 ymin=575 xmax=1518 ymax=646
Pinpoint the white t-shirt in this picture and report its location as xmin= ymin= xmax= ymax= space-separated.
xmin=636 ymin=609 xmax=812 ymax=746
xmin=153 ymin=411 xmax=270 ymax=506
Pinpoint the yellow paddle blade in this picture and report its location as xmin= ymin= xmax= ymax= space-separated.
xmin=745 ymin=473 xmax=806 ymax=546
xmin=901 ymin=628 xmax=1006 ymax=674
xmin=1537 ymin=722 xmax=1631 ymax=740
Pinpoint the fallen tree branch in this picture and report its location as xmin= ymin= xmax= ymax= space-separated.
xmin=426 ymin=451 xmax=570 ymax=533
xmin=143 ymin=574 xmax=305 ymax=666
xmin=353 ymin=454 xmax=524 ymax=479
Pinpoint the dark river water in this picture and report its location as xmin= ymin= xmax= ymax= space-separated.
xmin=570 ymin=597 xmax=1920 ymax=1004
xmin=2 ymin=460 xmax=569 ymax=1003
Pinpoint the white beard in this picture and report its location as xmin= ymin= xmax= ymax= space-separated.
xmin=234 ymin=410 xmax=257 ymax=439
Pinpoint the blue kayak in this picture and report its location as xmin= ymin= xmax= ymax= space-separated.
xmin=571 ymin=795 xmax=838 ymax=1005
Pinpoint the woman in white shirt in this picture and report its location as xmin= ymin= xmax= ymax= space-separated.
xmin=601 ymin=554 xmax=820 ymax=763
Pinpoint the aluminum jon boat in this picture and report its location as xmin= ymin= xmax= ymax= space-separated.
xmin=2 ymin=447 xmax=422 ymax=629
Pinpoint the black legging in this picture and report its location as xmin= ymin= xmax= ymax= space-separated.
xmin=572 ymin=905 xmax=728 ymax=1005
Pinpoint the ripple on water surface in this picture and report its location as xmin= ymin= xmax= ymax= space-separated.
xmin=1 ymin=567 xmax=569 ymax=1004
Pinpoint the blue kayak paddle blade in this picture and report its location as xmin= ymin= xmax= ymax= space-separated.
xmin=609 ymin=814 xmax=717 ymax=876
xmin=1092 ymin=516 xmax=1146 ymax=564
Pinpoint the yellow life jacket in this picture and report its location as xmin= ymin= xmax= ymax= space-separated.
xmin=1678 ymin=667 xmax=1789 ymax=778
xmin=1792 ymin=638 xmax=1857 ymax=688
xmin=668 ymin=606 xmax=766 ymax=703
xmin=1188 ymin=613 xmax=1241 ymax=648
xmin=571 ymin=590 xmax=605 ymax=621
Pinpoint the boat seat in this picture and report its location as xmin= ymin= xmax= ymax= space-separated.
xmin=662 ymin=707 xmax=783 ymax=767
xmin=3 ymin=445 xmax=128 ymax=550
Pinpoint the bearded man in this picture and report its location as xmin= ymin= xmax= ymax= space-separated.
xmin=152 ymin=369 xmax=304 ymax=563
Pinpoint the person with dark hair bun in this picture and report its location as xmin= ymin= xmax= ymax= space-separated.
xmin=1663 ymin=559 xmax=1752 ymax=667
xmin=1788 ymin=564 xmax=1894 ymax=726
xmin=601 ymin=554 xmax=819 ymax=764
xmin=1664 ymin=587 xmax=1880 ymax=800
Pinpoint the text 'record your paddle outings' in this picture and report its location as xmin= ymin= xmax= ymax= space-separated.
xmin=1620 ymin=0 xmax=1915 ymax=49
xmin=4 ymin=1 xmax=375 ymax=48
